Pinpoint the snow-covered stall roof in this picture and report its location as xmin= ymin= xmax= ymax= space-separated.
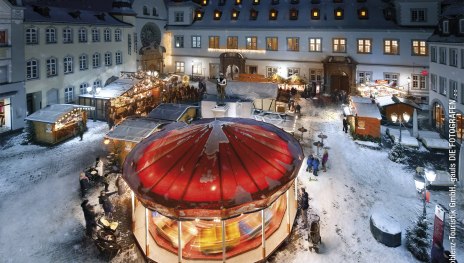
xmin=79 ymin=78 xmax=139 ymax=99
xmin=376 ymin=96 xmax=421 ymax=109
xmin=25 ymin=104 xmax=93 ymax=124
xmin=350 ymin=96 xmax=374 ymax=104
xmin=122 ymin=118 xmax=304 ymax=219
xmin=147 ymin=103 xmax=197 ymax=122
xmin=351 ymin=102 xmax=382 ymax=119
xmin=105 ymin=117 xmax=168 ymax=143
xmin=205 ymin=80 xmax=278 ymax=100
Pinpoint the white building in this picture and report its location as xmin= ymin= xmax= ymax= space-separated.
xmin=22 ymin=1 xmax=137 ymax=113
xmin=0 ymin=0 xmax=26 ymax=133
xmin=160 ymin=0 xmax=439 ymax=104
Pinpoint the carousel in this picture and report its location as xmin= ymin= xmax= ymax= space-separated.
xmin=123 ymin=118 xmax=304 ymax=262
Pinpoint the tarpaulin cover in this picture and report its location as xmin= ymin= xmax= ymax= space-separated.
xmin=123 ymin=118 xmax=303 ymax=219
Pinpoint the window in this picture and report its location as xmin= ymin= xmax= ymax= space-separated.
xmin=253 ymin=0 xmax=260 ymax=4
xmin=192 ymin=36 xmax=201 ymax=48
xmin=92 ymin=28 xmax=100 ymax=42
xmin=128 ymin=34 xmax=131 ymax=55
xmin=64 ymin=56 xmax=73 ymax=74
xmin=175 ymin=61 xmax=185 ymax=73
xmin=311 ymin=8 xmax=320 ymax=20
xmin=143 ymin=6 xmax=149 ymax=15
xmin=462 ymin=49 xmax=464 ymax=68
xmin=209 ymin=36 xmax=219 ymax=48
xmin=272 ymin=0 xmax=279 ymax=4
xmin=214 ymin=10 xmax=222 ymax=20
xmin=174 ymin=36 xmax=184 ymax=48
xmin=266 ymin=67 xmax=277 ymax=78
xmin=450 ymin=48 xmax=458 ymax=67
xmin=80 ymin=83 xmax=89 ymax=94
xmin=153 ymin=7 xmax=158 ymax=16
xmin=287 ymin=37 xmax=299 ymax=51
xmin=0 ymin=30 xmax=6 ymax=46
xmin=92 ymin=53 xmax=100 ymax=68
xmin=334 ymin=8 xmax=344 ymax=19
xmin=431 ymin=46 xmax=437 ymax=62
xmin=26 ymin=28 xmax=38 ymax=44
xmin=195 ymin=10 xmax=204 ymax=20
xmin=115 ymin=29 xmax=121 ymax=42
xmin=412 ymin=74 xmax=426 ymax=90
xmin=439 ymin=47 xmax=447 ymax=64
xmin=287 ymin=68 xmax=299 ymax=77
xmin=134 ymin=33 xmax=138 ymax=54
xmin=246 ymin=36 xmax=257 ymax=50
xmin=26 ymin=59 xmax=38 ymax=79
xmin=309 ymin=38 xmax=322 ymax=52
xmin=78 ymin=28 xmax=87 ymax=43
xmin=443 ymin=21 xmax=449 ymax=34
xmin=235 ymin=0 xmax=242 ymax=4
xmin=231 ymin=9 xmax=240 ymax=20
xmin=384 ymin=73 xmax=399 ymax=85
xmin=250 ymin=9 xmax=258 ymax=20
xmin=63 ymin=28 xmax=72 ymax=43
xmin=115 ymin=51 xmax=122 ymax=64
xmin=309 ymin=69 xmax=322 ymax=82
xmin=430 ymin=74 xmax=437 ymax=92
xmin=104 ymin=52 xmax=112 ymax=66
xmin=247 ymin=65 xmax=257 ymax=74
xmin=192 ymin=63 xmax=202 ymax=75
xmin=79 ymin=54 xmax=88 ymax=70
xmin=384 ymin=39 xmax=399 ymax=55
xmin=460 ymin=19 xmax=464 ymax=33
xmin=358 ymin=8 xmax=368 ymax=19
xmin=449 ymin=80 xmax=458 ymax=100
xmin=333 ymin=38 xmax=346 ymax=53
xmin=411 ymin=9 xmax=426 ymax=22
xmin=269 ymin=9 xmax=278 ymax=20
xmin=266 ymin=37 xmax=278 ymax=51
xmin=357 ymin=39 xmax=371 ymax=54
xmin=412 ymin=40 xmax=427 ymax=56
xmin=358 ymin=71 xmax=372 ymax=84
xmin=289 ymin=9 xmax=298 ymax=20
xmin=93 ymin=79 xmax=101 ymax=88
xmin=175 ymin=12 xmax=184 ymax=22
xmin=46 ymin=27 xmax=56 ymax=43
xmin=227 ymin=36 xmax=238 ymax=49
xmin=64 ymin=86 xmax=74 ymax=103
xmin=461 ymin=83 xmax=464 ymax=105
xmin=104 ymin=29 xmax=111 ymax=42
xmin=46 ymin=57 xmax=57 ymax=77
xmin=439 ymin=76 xmax=447 ymax=95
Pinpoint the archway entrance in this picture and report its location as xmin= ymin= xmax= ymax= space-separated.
xmin=322 ymin=56 xmax=357 ymax=95
xmin=219 ymin=53 xmax=245 ymax=80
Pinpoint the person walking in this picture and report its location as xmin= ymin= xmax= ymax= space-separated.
xmin=342 ymin=117 xmax=348 ymax=133
xmin=322 ymin=149 xmax=329 ymax=172
xmin=306 ymin=155 xmax=314 ymax=173
xmin=99 ymin=190 xmax=117 ymax=219
xmin=81 ymin=200 xmax=97 ymax=237
xmin=312 ymin=158 xmax=320 ymax=177
xmin=300 ymin=188 xmax=310 ymax=228
xmin=79 ymin=172 xmax=90 ymax=198
xmin=77 ymin=119 xmax=85 ymax=141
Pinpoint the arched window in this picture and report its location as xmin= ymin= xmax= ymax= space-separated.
xmin=64 ymin=56 xmax=73 ymax=74
xmin=46 ymin=57 xmax=57 ymax=77
xmin=45 ymin=27 xmax=56 ymax=43
xmin=64 ymin=86 xmax=74 ymax=103
xmin=152 ymin=7 xmax=158 ymax=16
xmin=26 ymin=59 xmax=39 ymax=79
xmin=143 ymin=6 xmax=149 ymax=15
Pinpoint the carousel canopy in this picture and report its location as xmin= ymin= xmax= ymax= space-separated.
xmin=123 ymin=118 xmax=304 ymax=219
xmin=25 ymin=104 xmax=93 ymax=124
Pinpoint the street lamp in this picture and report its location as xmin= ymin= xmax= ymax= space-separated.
xmin=391 ymin=112 xmax=410 ymax=143
xmin=414 ymin=168 xmax=436 ymax=217
xmin=407 ymin=76 xmax=411 ymax=95
xmin=86 ymin=86 xmax=101 ymax=122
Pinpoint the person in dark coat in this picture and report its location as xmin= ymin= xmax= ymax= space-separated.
xmin=312 ymin=158 xmax=320 ymax=177
xmin=81 ymin=200 xmax=97 ymax=237
xmin=300 ymin=188 xmax=310 ymax=227
xmin=99 ymin=190 xmax=117 ymax=219
xmin=79 ymin=172 xmax=91 ymax=198
xmin=342 ymin=117 xmax=348 ymax=133
xmin=306 ymin=155 xmax=314 ymax=173
xmin=322 ymin=149 xmax=329 ymax=172
xmin=77 ymin=120 xmax=84 ymax=140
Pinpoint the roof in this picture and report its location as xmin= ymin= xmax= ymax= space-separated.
xmin=352 ymin=101 xmax=382 ymax=119
xmin=25 ymin=104 xmax=93 ymax=123
xmin=350 ymin=96 xmax=373 ymax=104
xmin=376 ymin=95 xmax=421 ymax=109
xmin=23 ymin=4 xmax=132 ymax=26
xmin=105 ymin=117 xmax=167 ymax=143
xmin=79 ymin=78 xmax=139 ymax=99
xmin=147 ymin=103 xmax=198 ymax=122
xmin=122 ymin=118 xmax=304 ymax=219
xmin=168 ymin=0 xmax=418 ymax=30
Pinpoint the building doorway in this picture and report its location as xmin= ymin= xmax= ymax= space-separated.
xmin=0 ymin=97 xmax=10 ymax=131
xmin=219 ymin=52 xmax=245 ymax=80
xmin=26 ymin=91 xmax=42 ymax=115
xmin=322 ymin=56 xmax=357 ymax=95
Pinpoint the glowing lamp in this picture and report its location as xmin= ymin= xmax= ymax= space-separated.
xmin=403 ymin=112 xmax=410 ymax=123
xmin=104 ymin=138 xmax=110 ymax=145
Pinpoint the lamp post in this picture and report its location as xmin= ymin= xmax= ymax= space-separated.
xmin=407 ymin=76 xmax=411 ymax=95
xmin=86 ymin=86 xmax=101 ymax=122
xmin=391 ymin=112 xmax=410 ymax=143
xmin=414 ymin=169 xmax=436 ymax=217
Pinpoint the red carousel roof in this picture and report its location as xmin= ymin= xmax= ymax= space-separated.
xmin=123 ymin=118 xmax=303 ymax=219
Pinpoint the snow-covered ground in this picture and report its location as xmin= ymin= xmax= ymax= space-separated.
xmin=0 ymin=97 xmax=462 ymax=263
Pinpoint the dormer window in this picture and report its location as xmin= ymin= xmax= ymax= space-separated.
xmin=333 ymin=0 xmax=343 ymax=2
xmin=250 ymin=9 xmax=258 ymax=20
xmin=311 ymin=0 xmax=320 ymax=3
xmin=219 ymin=0 xmax=226 ymax=6
xmin=291 ymin=0 xmax=299 ymax=3
xmin=443 ymin=20 xmax=449 ymax=34
xmin=289 ymin=8 xmax=298 ymax=20
xmin=358 ymin=8 xmax=368 ymax=19
xmin=334 ymin=8 xmax=344 ymax=20
xmin=235 ymin=0 xmax=241 ymax=4
xmin=214 ymin=10 xmax=222 ymax=20
xmin=311 ymin=8 xmax=320 ymax=20
xmin=460 ymin=19 xmax=464 ymax=34
xmin=269 ymin=9 xmax=278 ymax=20
xmin=253 ymin=0 xmax=260 ymax=5
xmin=231 ymin=9 xmax=239 ymax=20
xmin=272 ymin=0 xmax=279 ymax=4
xmin=195 ymin=9 xmax=204 ymax=20
xmin=201 ymin=0 xmax=208 ymax=6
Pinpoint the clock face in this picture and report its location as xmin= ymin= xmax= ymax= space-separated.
xmin=141 ymin=23 xmax=161 ymax=47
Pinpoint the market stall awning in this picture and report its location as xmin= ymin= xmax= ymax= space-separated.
xmin=105 ymin=117 xmax=168 ymax=143
xmin=148 ymin=103 xmax=197 ymax=122
xmin=123 ymin=118 xmax=304 ymax=219
xmin=79 ymin=78 xmax=140 ymax=99
xmin=351 ymin=101 xmax=382 ymax=119
xmin=25 ymin=104 xmax=94 ymax=123
xmin=376 ymin=95 xmax=421 ymax=109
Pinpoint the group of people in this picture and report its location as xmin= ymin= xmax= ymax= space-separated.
xmin=306 ymin=149 xmax=329 ymax=177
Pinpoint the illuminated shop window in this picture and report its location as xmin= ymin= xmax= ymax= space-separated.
xmin=311 ymin=8 xmax=320 ymax=20
xmin=334 ymin=8 xmax=344 ymax=19
xmin=214 ymin=10 xmax=222 ymax=20
xmin=432 ymin=102 xmax=445 ymax=134
xmin=269 ymin=9 xmax=278 ymax=20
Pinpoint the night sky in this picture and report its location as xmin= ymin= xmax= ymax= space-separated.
xmin=24 ymin=0 xmax=113 ymax=11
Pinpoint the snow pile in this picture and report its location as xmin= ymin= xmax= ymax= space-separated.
xmin=371 ymin=208 xmax=401 ymax=235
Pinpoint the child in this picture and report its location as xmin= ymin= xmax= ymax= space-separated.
xmin=322 ymin=149 xmax=329 ymax=172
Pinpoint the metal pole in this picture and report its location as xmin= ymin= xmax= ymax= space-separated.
xmin=93 ymin=88 xmax=96 ymax=122
xmin=423 ymin=178 xmax=427 ymax=218
xmin=178 ymin=221 xmax=182 ymax=263
xmin=399 ymin=119 xmax=402 ymax=143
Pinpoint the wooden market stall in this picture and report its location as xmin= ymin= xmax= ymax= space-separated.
xmin=25 ymin=104 xmax=93 ymax=145
xmin=345 ymin=96 xmax=382 ymax=139
xmin=376 ymin=95 xmax=421 ymax=122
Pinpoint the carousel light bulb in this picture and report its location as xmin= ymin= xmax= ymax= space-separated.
xmin=104 ymin=139 xmax=110 ymax=145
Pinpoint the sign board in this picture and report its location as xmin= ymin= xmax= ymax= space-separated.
xmin=430 ymin=204 xmax=446 ymax=261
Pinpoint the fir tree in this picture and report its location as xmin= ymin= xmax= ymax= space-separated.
xmin=388 ymin=143 xmax=409 ymax=164
xmin=405 ymin=215 xmax=430 ymax=262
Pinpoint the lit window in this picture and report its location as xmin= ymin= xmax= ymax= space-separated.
xmin=253 ymin=0 xmax=260 ymax=5
xmin=357 ymin=39 xmax=371 ymax=54
xmin=231 ymin=9 xmax=239 ymax=20
xmin=334 ymin=8 xmax=344 ymax=19
xmin=209 ymin=36 xmax=219 ymax=48
xmin=214 ymin=10 xmax=222 ymax=20
xmin=311 ymin=8 xmax=320 ymax=20
xmin=309 ymin=38 xmax=322 ymax=52
xmin=246 ymin=36 xmax=257 ymax=50
xmin=384 ymin=39 xmax=399 ymax=55
xmin=174 ymin=35 xmax=184 ymax=48
xmin=269 ymin=9 xmax=278 ymax=20
xmin=266 ymin=37 xmax=278 ymax=51
xmin=358 ymin=8 xmax=368 ymax=19
xmin=202 ymin=0 xmax=208 ymax=6
xmin=175 ymin=61 xmax=185 ymax=73
xmin=235 ymin=0 xmax=241 ymax=4
xmin=412 ymin=40 xmax=427 ymax=56
xmin=227 ymin=36 xmax=238 ymax=49
xmin=287 ymin=37 xmax=299 ymax=51
xmin=195 ymin=10 xmax=203 ymax=20
xmin=333 ymin=38 xmax=346 ymax=53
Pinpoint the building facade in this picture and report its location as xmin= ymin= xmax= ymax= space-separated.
xmin=160 ymin=0 xmax=439 ymax=103
xmin=22 ymin=2 xmax=137 ymax=113
xmin=0 ymin=0 xmax=27 ymax=133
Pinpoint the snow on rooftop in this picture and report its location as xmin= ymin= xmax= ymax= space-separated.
xmin=352 ymin=101 xmax=382 ymax=119
xmin=25 ymin=104 xmax=93 ymax=123
xmin=105 ymin=117 xmax=166 ymax=143
xmin=79 ymin=78 xmax=139 ymax=99
xmin=376 ymin=96 xmax=395 ymax=107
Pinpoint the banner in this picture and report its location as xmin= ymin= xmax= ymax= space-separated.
xmin=430 ymin=205 xmax=446 ymax=261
